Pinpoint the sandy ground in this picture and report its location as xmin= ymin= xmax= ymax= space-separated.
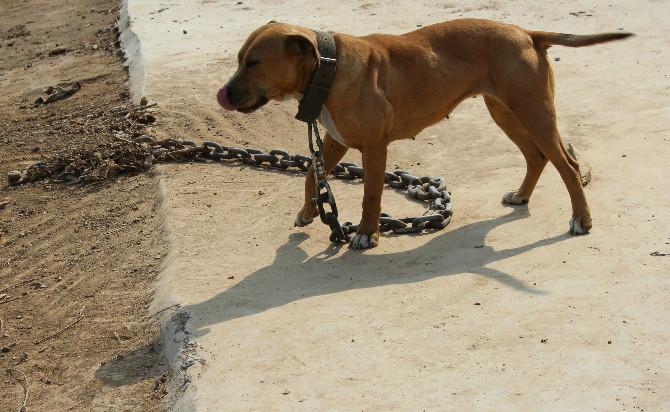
xmin=127 ymin=0 xmax=670 ymax=410
xmin=0 ymin=1 xmax=169 ymax=410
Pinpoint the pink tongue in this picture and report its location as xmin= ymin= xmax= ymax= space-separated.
xmin=217 ymin=87 xmax=236 ymax=111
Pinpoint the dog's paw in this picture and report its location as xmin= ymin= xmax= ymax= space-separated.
xmin=294 ymin=212 xmax=314 ymax=227
xmin=349 ymin=233 xmax=379 ymax=250
xmin=569 ymin=216 xmax=590 ymax=235
xmin=294 ymin=205 xmax=318 ymax=227
xmin=502 ymin=191 xmax=528 ymax=205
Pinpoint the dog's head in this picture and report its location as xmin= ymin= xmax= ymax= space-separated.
xmin=217 ymin=22 xmax=319 ymax=113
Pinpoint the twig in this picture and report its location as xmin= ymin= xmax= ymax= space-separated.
xmin=134 ymin=102 xmax=158 ymax=110
xmin=113 ymin=331 xmax=121 ymax=343
xmin=7 ymin=368 xmax=29 ymax=412
xmin=0 ymin=278 xmax=37 ymax=294
xmin=112 ymin=134 xmax=144 ymax=148
xmin=0 ymin=317 xmax=4 ymax=337
xmin=147 ymin=303 xmax=182 ymax=319
xmin=0 ymin=297 xmax=20 ymax=305
xmin=110 ymin=102 xmax=157 ymax=114
xmin=34 ymin=306 xmax=85 ymax=345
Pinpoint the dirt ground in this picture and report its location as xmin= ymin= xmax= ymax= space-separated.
xmin=0 ymin=1 xmax=168 ymax=410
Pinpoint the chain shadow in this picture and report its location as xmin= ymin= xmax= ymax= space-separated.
xmin=182 ymin=207 xmax=572 ymax=338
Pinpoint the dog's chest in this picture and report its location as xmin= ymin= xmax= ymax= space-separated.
xmin=318 ymin=107 xmax=348 ymax=148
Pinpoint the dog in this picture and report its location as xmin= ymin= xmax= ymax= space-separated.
xmin=217 ymin=19 xmax=631 ymax=249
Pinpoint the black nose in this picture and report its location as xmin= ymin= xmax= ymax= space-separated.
xmin=226 ymin=83 xmax=240 ymax=106
xmin=225 ymin=79 xmax=242 ymax=106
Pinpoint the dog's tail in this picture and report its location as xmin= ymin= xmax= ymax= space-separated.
xmin=530 ymin=31 xmax=633 ymax=49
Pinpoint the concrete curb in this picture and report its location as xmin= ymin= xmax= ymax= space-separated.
xmin=117 ymin=3 xmax=202 ymax=410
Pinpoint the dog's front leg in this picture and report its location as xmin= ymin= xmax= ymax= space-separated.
xmin=294 ymin=133 xmax=348 ymax=227
xmin=350 ymin=145 xmax=387 ymax=250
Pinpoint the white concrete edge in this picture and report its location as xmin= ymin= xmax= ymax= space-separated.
xmin=117 ymin=3 xmax=201 ymax=410
xmin=155 ymin=177 xmax=201 ymax=411
xmin=117 ymin=0 xmax=145 ymax=103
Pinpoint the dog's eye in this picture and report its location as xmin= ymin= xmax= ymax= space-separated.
xmin=246 ymin=60 xmax=260 ymax=68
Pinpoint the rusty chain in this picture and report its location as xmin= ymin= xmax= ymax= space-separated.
xmin=7 ymin=132 xmax=452 ymax=241
xmin=138 ymin=133 xmax=453 ymax=240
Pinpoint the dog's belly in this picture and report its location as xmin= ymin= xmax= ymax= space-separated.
xmin=388 ymin=94 xmax=471 ymax=141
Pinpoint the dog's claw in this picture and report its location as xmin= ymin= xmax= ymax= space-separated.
xmin=569 ymin=217 xmax=589 ymax=235
xmin=349 ymin=233 xmax=378 ymax=250
xmin=502 ymin=191 xmax=528 ymax=205
xmin=294 ymin=213 xmax=313 ymax=227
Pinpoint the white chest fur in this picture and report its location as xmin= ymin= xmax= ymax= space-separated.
xmin=318 ymin=106 xmax=349 ymax=147
xmin=291 ymin=93 xmax=349 ymax=148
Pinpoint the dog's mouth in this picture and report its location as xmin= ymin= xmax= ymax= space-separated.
xmin=237 ymin=96 xmax=269 ymax=113
xmin=217 ymin=86 xmax=268 ymax=113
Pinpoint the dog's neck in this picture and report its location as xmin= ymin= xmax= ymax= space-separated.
xmin=294 ymin=30 xmax=338 ymax=123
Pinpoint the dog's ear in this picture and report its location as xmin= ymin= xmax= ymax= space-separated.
xmin=285 ymin=33 xmax=317 ymax=59
xmin=266 ymin=20 xmax=278 ymax=25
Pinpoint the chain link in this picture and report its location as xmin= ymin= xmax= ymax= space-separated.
xmin=137 ymin=134 xmax=453 ymax=239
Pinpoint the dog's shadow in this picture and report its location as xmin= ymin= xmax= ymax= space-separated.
xmin=183 ymin=207 xmax=571 ymax=338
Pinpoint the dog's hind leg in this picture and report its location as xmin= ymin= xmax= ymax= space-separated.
xmin=295 ymin=133 xmax=348 ymax=227
xmin=505 ymin=95 xmax=592 ymax=235
xmin=484 ymin=95 xmax=547 ymax=205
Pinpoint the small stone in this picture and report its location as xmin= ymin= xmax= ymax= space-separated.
xmin=183 ymin=29 xmax=187 ymax=34
xmin=474 ymin=302 xmax=481 ymax=305
xmin=140 ymin=96 xmax=149 ymax=106
xmin=7 ymin=170 xmax=23 ymax=185
xmin=48 ymin=47 xmax=67 ymax=56
xmin=92 ymin=44 xmax=98 ymax=50
xmin=32 ymin=281 xmax=47 ymax=289
xmin=142 ymin=154 xmax=154 ymax=169
xmin=138 ymin=113 xmax=156 ymax=124
xmin=554 ymin=57 xmax=560 ymax=62
xmin=540 ymin=338 xmax=548 ymax=343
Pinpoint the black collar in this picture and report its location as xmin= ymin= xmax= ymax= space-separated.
xmin=295 ymin=30 xmax=337 ymax=123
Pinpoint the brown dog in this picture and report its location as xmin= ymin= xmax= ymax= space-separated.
xmin=217 ymin=19 xmax=631 ymax=249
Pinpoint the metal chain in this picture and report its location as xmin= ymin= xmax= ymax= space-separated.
xmin=306 ymin=121 xmax=348 ymax=243
xmin=137 ymin=134 xmax=453 ymax=240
